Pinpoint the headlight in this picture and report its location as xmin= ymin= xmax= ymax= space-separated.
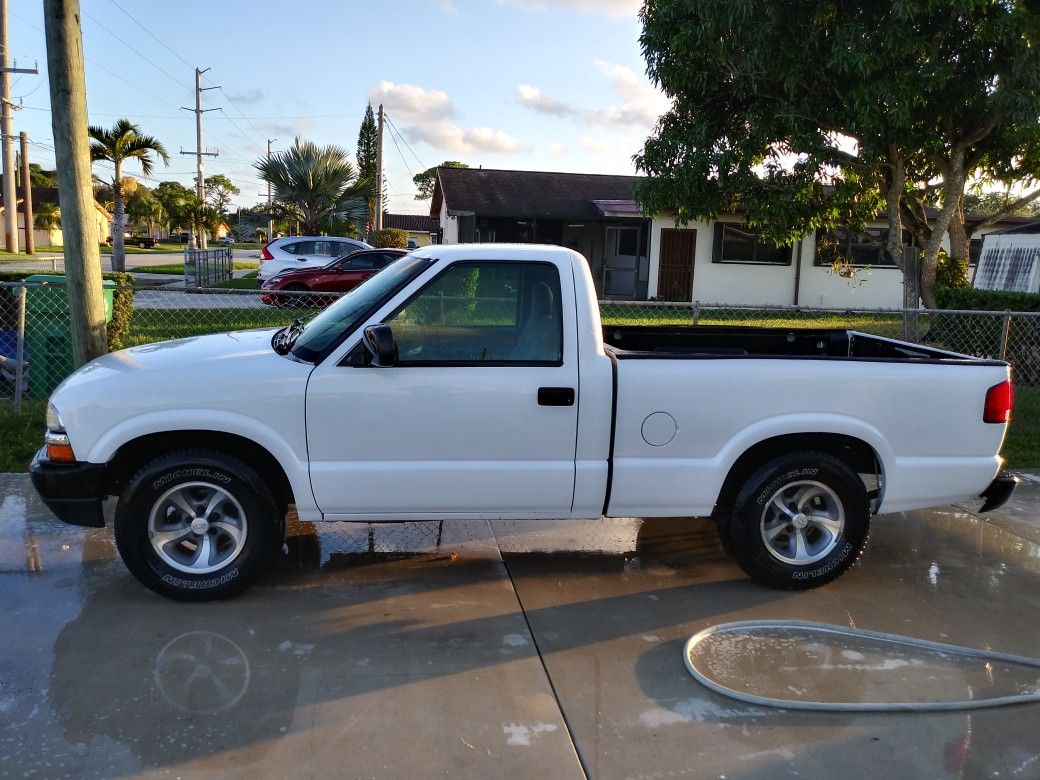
xmin=46 ymin=402 xmax=65 ymax=432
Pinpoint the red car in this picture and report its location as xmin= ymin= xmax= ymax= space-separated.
xmin=260 ymin=248 xmax=408 ymax=306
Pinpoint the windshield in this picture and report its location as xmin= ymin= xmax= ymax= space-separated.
xmin=289 ymin=254 xmax=432 ymax=362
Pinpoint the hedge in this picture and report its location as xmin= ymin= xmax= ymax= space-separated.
xmin=368 ymin=228 xmax=408 ymax=248
xmin=934 ymin=286 xmax=1040 ymax=312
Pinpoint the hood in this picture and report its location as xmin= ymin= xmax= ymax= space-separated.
xmin=49 ymin=329 xmax=314 ymax=459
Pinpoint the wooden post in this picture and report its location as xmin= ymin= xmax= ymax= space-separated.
xmin=42 ymin=0 xmax=107 ymax=366
xmin=19 ymin=132 xmax=33 ymax=255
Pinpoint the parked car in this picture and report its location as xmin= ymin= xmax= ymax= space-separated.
xmin=257 ymin=236 xmax=372 ymax=280
xmin=218 ymin=236 xmax=235 ymax=246
xmin=106 ymin=234 xmax=157 ymax=248
xmin=31 ymin=244 xmax=1017 ymax=601
xmin=259 ymin=248 xmax=408 ymax=306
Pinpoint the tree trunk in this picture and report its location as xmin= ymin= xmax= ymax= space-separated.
xmin=884 ymin=146 xmax=906 ymax=272
xmin=948 ymin=196 xmax=969 ymax=264
xmin=920 ymin=151 xmax=967 ymax=309
xmin=112 ymin=163 xmax=126 ymax=273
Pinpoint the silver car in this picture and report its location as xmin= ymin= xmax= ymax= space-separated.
xmin=258 ymin=236 xmax=373 ymax=280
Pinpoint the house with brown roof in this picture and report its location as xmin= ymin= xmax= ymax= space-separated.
xmin=430 ymin=165 xmax=1031 ymax=307
xmin=382 ymin=212 xmax=439 ymax=248
xmin=430 ymin=167 xmax=652 ymax=298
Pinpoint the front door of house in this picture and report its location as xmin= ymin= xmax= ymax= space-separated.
xmin=657 ymin=228 xmax=697 ymax=301
xmin=604 ymin=226 xmax=639 ymax=296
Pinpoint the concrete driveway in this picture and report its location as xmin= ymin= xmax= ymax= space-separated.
xmin=1 ymin=474 xmax=1039 ymax=779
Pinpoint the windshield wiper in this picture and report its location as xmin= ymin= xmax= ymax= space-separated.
xmin=271 ymin=318 xmax=305 ymax=355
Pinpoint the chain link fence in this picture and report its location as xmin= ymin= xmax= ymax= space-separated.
xmin=3 ymin=281 xmax=1039 ymax=404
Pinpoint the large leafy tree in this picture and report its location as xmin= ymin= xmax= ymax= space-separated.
xmin=204 ymin=174 xmax=240 ymax=220
xmin=89 ymin=119 xmax=169 ymax=271
xmin=413 ymin=160 xmax=468 ymax=201
xmin=153 ymin=180 xmax=193 ymax=233
xmin=254 ymin=138 xmax=372 ymax=235
xmin=179 ymin=192 xmax=221 ymax=247
xmin=636 ymin=0 xmax=1040 ymax=308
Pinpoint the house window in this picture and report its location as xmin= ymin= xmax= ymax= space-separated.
xmin=712 ymin=223 xmax=791 ymax=265
xmin=969 ymin=237 xmax=983 ymax=267
xmin=815 ymin=228 xmax=905 ymax=267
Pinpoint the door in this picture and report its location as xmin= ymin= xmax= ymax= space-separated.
xmin=306 ymin=259 xmax=580 ymax=518
xmin=605 ymin=226 xmax=640 ymax=296
xmin=657 ymin=228 xmax=697 ymax=301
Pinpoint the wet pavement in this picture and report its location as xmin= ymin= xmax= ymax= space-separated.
xmin=2 ymin=473 xmax=1039 ymax=779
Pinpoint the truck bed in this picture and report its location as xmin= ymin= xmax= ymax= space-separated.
xmin=603 ymin=325 xmax=995 ymax=363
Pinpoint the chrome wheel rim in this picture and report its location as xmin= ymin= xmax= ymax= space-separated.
xmin=759 ymin=480 xmax=844 ymax=565
xmin=148 ymin=481 xmax=248 ymax=575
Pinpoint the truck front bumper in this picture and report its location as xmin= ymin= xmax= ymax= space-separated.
xmin=29 ymin=447 xmax=107 ymax=527
xmin=978 ymin=472 xmax=1019 ymax=513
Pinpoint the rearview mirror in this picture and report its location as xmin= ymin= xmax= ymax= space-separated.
xmin=363 ymin=324 xmax=397 ymax=367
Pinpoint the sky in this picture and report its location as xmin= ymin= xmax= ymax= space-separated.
xmin=7 ymin=0 xmax=667 ymax=216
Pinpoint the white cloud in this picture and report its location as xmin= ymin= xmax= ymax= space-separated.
xmin=405 ymin=121 xmax=521 ymax=154
xmin=255 ymin=119 xmax=313 ymax=137
xmin=435 ymin=0 xmax=458 ymax=12
xmin=547 ymin=141 xmax=567 ymax=155
xmin=367 ymin=81 xmax=455 ymax=122
xmin=224 ymin=87 xmax=263 ymax=105
xmin=495 ymin=0 xmax=640 ymax=17
xmin=516 ymin=84 xmax=576 ymax=116
xmin=579 ymin=137 xmax=619 ymax=155
xmin=588 ymin=59 xmax=670 ymax=129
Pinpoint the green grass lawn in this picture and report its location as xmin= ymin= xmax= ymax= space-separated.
xmin=211 ymin=273 xmax=260 ymax=290
xmin=0 ymin=401 xmax=46 ymax=472
xmin=131 ymin=261 xmax=258 ymax=275
xmin=124 ymin=303 xmax=310 ymax=345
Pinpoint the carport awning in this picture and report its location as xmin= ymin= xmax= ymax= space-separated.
xmin=593 ymin=199 xmax=645 ymax=218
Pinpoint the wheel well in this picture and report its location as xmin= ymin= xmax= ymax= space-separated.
xmin=713 ymin=433 xmax=882 ymax=520
xmin=104 ymin=430 xmax=295 ymax=512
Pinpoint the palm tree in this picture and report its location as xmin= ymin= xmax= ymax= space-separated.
xmin=89 ymin=119 xmax=169 ymax=271
xmin=254 ymin=138 xmax=371 ymax=235
xmin=33 ymin=201 xmax=62 ymax=233
xmin=178 ymin=193 xmax=221 ymax=247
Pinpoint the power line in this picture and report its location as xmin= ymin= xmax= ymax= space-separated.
xmin=385 ymin=122 xmax=415 ymax=180
xmin=105 ymin=0 xmax=194 ymax=70
xmin=80 ymin=9 xmax=191 ymax=94
xmin=385 ymin=113 xmax=426 ymax=171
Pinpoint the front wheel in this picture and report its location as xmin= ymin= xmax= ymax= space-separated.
xmin=115 ymin=451 xmax=280 ymax=601
xmin=722 ymin=451 xmax=870 ymax=590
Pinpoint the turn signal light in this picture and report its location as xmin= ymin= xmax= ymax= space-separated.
xmin=44 ymin=432 xmax=76 ymax=463
xmin=984 ymin=380 xmax=1013 ymax=424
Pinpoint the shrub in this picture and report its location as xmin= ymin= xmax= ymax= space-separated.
xmin=102 ymin=272 xmax=135 ymax=351
xmin=368 ymin=228 xmax=408 ymax=248
xmin=934 ymin=250 xmax=969 ymax=289
xmin=934 ymin=286 xmax=1040 ymax=312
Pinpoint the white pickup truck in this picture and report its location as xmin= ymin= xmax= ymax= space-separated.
xmin=31 ymin=244 xmax=1017 ymax=601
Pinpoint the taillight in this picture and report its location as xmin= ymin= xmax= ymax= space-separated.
xmin=260 ymin=241 xmax=274 ymax=261
xmin=984 ymin=380 xmax=1013 ymax=424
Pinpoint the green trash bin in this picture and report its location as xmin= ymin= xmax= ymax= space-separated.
xmin=24 ymin=274 xmax=115 ymax=399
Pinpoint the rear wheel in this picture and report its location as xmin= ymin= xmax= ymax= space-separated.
xmin=722 ymin=451 xmax=870 ymax=590
xmin=278 ymin=283 xmax=309 ymax=308
xmin=115 ymin=451 xmax=280 ymax=601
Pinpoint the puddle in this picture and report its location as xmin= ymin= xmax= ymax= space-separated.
xmin=686 ymin=622 xmax=1040 ymax=709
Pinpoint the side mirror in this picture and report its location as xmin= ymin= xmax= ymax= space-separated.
xmin=363 ymin=324 xmax=397 ymax=367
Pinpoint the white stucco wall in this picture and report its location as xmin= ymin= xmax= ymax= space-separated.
xmin=647 ymin=214 xmax=974 ymax=309
xmin=438 ymin=200 xmax=458 ymax=244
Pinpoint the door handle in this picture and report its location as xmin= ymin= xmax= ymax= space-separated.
xmin=538 ymin=387 xmax=575 ymax=406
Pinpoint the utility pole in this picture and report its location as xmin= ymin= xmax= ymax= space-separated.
xmin=374 ymin=103 xmax=384 ymax=232
xmin=43 ymin=0 xmax=107 ymax=364
xmin=180 ymin=67 xmax=218 ymax=249
xmin=266 ymin=138 xmax=274 ymax=241
xmin=1 ymin=0 xmax=39 ymax=252
xmin=19 ymin=131 xmax=31 ymax=254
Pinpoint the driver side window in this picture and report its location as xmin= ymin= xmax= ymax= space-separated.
xmin=386 ymin=261 xmax=562 ymax=364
